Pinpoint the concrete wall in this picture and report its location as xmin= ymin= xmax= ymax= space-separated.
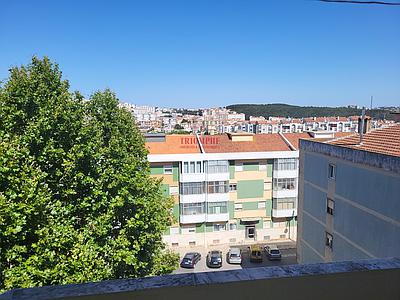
xmin=298 ymin=141 xmax=400 ymax=264
xmin=3 ymin=258 xmax=399 ymax=300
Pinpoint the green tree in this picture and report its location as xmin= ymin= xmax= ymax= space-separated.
xmin=0 ymin=57 xmax=178 ymax=292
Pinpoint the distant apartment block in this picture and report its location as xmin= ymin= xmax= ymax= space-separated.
xmin=297 ymin=123 xmax=400 ymax=263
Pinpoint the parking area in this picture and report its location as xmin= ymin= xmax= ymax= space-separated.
xmin=174 ymin=243 xmax=297 ymax=274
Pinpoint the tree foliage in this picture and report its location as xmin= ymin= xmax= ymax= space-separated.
xmin=0 ymin=57 xmax=178 ymax=292
xmin=227 ymin=103 xmax=394 ymax=120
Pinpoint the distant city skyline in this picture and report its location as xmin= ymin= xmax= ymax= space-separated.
xmin=1 ymin=1 xmax=399 ymax=107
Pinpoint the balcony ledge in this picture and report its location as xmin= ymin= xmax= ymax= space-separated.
xmin=1 ymin=258 xmax=399 ymax=300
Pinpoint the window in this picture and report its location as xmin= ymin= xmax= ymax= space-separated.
xmin=273 ymin=221 xmax=286 ymax=228
xmin=196 ymin=161 xmax=202 ymax=173
xmin=327 ymin=198 xmax=334 ymax=215
xmin=189 ymin=241 xmax=196 ymax=246
xmin=264 ymin=182 xmax=272 ymax=190
xmin=170 ymin=186 xmax=179 ymax=195
xmin=234 ymin=203 xmax=243 ymax=211
xmin=229 ymin=183 xmax=237 ymax=191
xmin=328 ymin=164 xmax=336 ymax=179
xmin=274 ymin=158 xmax=298 ymax=171
xmin=206 ymin=160 xmax=229 ymax=173
xmin=164 ymin=165 xmax=173 ymax=174
xmin=258 ymin=201 xmax=266 ymax=209
xmin=190 ymin=161 xmax=195 ymax=173
xmin=273 ymin=197 xmax=297 ymax=210
xmin=213 ymin=223 xmax=226 ymax=231
xmin=229 ymin=223 xmax=237 ymax=231
xmin=181 ymin=225 xmax=196 ymax=234
xmin=180 ymin=203 xmax=205 ymax=215
xmin=235 ymin=163 xmax=243 ymax=172
xmin=180 ymin=182 xmax=205 ymax=195
xmin=273 ymin=178 xmax=297 ymax=191
xmin=207 ymin=181 xmax=229 ymax=193
xmin=326 ymin=232 xmax=333 ymax=249
xmin=207 ymin=202 xmax=228 ymax=214
xmin=181 ymin=161 xmax=203 ymax=174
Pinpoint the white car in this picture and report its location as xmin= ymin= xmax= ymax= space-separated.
xmin=227 ymin=248 xmax=242 ymax=264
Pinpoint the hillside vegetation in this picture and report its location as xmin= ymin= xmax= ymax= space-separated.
xmin=227 ymin=104 xmax=393 ymax=120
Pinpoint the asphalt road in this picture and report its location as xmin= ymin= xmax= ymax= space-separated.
xmin=174 ymin=246 xmax=297 ymax=274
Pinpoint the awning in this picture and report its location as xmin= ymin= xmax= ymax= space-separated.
xmin=240 ymin=218 xmax=260 ymax=225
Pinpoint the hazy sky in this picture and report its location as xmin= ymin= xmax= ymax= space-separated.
xmin=1 ymin=0 xmax=399 ymax=108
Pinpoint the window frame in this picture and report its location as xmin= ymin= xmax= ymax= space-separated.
xmin=328 ymin=164 xmax=336 ymax=180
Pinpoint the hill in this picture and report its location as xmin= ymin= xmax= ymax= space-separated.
xmin=226 ymin=104 xmax=393 ymax=120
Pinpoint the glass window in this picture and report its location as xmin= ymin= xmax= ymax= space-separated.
xmin=207 ymin=202 xmax=228 ymax=214
xmin=234 ymin=203 xmax=243 ymax=211
xmin=264 ymin=182 xmax=272 ymax=190
xmin=213 ymin=223 xmax=226 ymax=231
xmin=326 ymin=232 xmax=333 ymax=249
xmin=164 ymin=165 xmax=173 ymax=174
xmin=327 ymin=198 xmax=334 ymax=215
xmin=229 ymin=223 xmax=237 ymax=231
xmin=273 ymin=197 xmax=297 ymax=210
xmin=180 ymin=203 xmax=205 ymax=215
xmin=273 ymin=178 xmax=297 ymax=191
xmin=274 ymin=158 xmax=298 ymax=171
xmin=328 ymin=164 xmax=336 ymax=179
xmin=206 ymin=160 xmax=229 ymax=173
xmin=183 ymin=162 xmax=189 ymax=173
xmin=258 ymin=201 xmax=266 ymax=209
xmin=196 ymin=161 xmax=202 ymax=173
xmin=180 ymin=182 xmax=205 ymax=195
xmin=229 ymin=183 xmax=237 ymax=191
xmin=190 ymin=162 xmax=195 ymax=173
xmin=207 ymin=181 xmax=229 ymax=193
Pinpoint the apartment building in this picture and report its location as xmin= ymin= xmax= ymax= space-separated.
xmin=145 ymin=133 xmax=302 ymax=247
xmin=297 ymin=123 xmax=400 ymax=263
xmin=145 ymin=132 xmax=351 ymax=248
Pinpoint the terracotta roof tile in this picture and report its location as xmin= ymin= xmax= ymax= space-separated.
xmin=146 ymin=135 xmax=201 ymax=154
xmin=328 ymin=124 xmax=400 ymax=157
xmin=202 ymin=134 xmax=290 ymax=153
xmin=146 ymin=133 xmax=292 ymax=154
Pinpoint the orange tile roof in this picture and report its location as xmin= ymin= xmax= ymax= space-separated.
xmin=202 ymin=134 xmax=291 ymax=153
xmin=328 ymin=124 xmax=400 ymax=157
xmin=281 ymin=133 xmax=312 ymax=149
xmin=146 ymin=133 xmax=292 ymax=154
xmin=282 ymin=132 xmax=355 ymax=150
xmin=146 ymin=135 xmax=201 ymax=154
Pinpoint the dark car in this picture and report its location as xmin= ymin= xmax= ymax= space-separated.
xmin=206 ymin=250 xmax=223 ymax=268
xmin=180 ymin=252 xmax=201 ymax=268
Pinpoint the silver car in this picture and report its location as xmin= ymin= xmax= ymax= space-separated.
xmin=227 ymin=248 xmax=242 ymax=264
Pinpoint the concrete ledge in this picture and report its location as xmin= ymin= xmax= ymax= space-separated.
xmin=1 ymin=258 xmax=400 ymax=300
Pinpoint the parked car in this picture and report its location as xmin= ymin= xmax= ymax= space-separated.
xmin=249 ymin=245 xmax=263 ymax=262
xmin=265 ymin=245 xmax=282 ymax=261
xmin=180 ymin=252 xmax=201 ymax=268
xmin=206 ymin=250 xmax=223 ymax=268
xmin=227 ymin=248 xmax=242 ymax=264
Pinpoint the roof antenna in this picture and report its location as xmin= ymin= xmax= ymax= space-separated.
xmin=359 ymin=107 xmax=366 ymax=145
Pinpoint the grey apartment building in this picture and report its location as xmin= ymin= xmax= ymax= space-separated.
xmin=297 ymin=123 xmax=400 ymax=263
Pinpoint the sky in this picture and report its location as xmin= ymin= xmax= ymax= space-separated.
xmin=1 ymin=0 xmax=399 ymax=108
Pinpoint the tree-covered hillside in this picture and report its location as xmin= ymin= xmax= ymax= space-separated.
xmin=227 ymin=104 xmax=393 ymax=120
